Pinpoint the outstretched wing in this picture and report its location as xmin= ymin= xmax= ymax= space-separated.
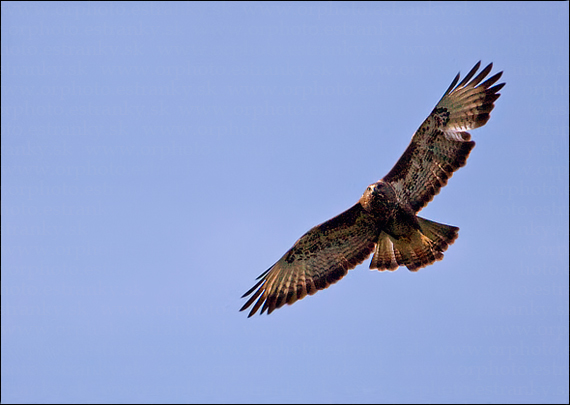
xmin=383 ymin=62 xmax=505 ymax=212
xmin=240 ymin=203 xmax=380 ymax=317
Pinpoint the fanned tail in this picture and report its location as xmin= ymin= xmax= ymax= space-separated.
xmin=370 ymin=217 xmax=459 ymax=271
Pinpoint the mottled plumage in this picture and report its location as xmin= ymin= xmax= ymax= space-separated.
xmin=241 ymin=62 xmax=504 ymax=317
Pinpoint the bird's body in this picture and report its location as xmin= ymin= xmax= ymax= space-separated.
xmin=360 ymin=180 xmax=419 ymax=239
xmin=241 ymin=62 xmax=505 ymax=317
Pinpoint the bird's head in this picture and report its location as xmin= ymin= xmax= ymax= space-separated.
xmin=359 ymin=180 xmax=397 ymax=217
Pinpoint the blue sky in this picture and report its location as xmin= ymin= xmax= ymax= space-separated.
xmin=2 ymin=1 xmax=568 ymax=403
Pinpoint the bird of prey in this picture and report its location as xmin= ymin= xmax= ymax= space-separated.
xmin=241 ymin=62 xmax=504 ymax=317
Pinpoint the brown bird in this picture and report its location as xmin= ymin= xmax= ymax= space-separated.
xmin=241 ymin=62 xmax=505 ymax=317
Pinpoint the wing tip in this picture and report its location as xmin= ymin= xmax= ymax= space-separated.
xmin=447 ymin=61 xmax=505 ymax=95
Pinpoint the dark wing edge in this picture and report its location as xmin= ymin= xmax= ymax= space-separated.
xmin=383 ymin=61 xmax=505 ymax=212
xmin=240 ymin=203 xmax=379 ymax=317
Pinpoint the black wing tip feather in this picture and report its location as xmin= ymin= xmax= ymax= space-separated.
xmin=447 ymin=62 xmax=505 ymax=97
xmin=443 ymin=72 xmax=460 ymax=97
xmin=240 ymin=268 xmax=270 ymax=316
xmin=482 ymin=71 xmax=503 ymax=89
xmin=443 ymin=61 xmax=503 ymax=101
xmin=240 ymin=267 xmax=280 ymax=317
xmin=239 ymin=265 xmax=275 ymax=316
xmin=241 ymin=278 xmax=263 ymax=299
xmin=456 ymin=61 xmax=482 ymax=88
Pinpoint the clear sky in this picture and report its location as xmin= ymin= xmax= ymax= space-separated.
xmin=2 ymin=1 xmax=568 ymax=403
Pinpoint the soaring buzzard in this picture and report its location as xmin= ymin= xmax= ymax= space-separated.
xmin=241 ymin=62 xmax=504 ymax=317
